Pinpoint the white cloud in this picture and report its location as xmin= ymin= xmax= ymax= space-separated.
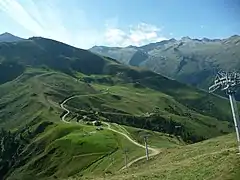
xmin=0 ymin=0 xmax=44 ymax=35
xmin=104 ymin=28 xmax=128 ymax=46
xmin=0 ymin=0 xmax=167 ymax=48
xmin=104 ymin=22 xmax=167 ymax=47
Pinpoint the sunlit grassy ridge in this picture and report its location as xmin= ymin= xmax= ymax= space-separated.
xmin=7 ymin=122 xmax=146 ymax=179
xmin=6 ymin=120 xmax=181 ymax=180
xmin=72 ymin=133 xmax=240 ymax=180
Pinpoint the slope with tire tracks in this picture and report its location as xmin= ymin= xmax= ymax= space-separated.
xmin=60 ymin=93 xmax=160 ymax=170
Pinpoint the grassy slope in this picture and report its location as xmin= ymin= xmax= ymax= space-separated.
xmin=64 ymin=82 xmax=232 ymax=142
xmin=0 ymin=38 xmax=239 ymax=179
xmin=1 ymin=68 xmax=183 ymax=179
xmin=0 ymin=68 xmax=99 ymax=129
xmin=0 ymin=38 xmax=235 ymax=126
xmin=7 ymin=67 xmax=230 ymax=144
xmin=7 ymin=122 xmax=145 ymax=180
xmin=77 ymin=133 xmax=240 ymax=180
xmin=121 ymin=125 xmax=184 ymax=148
xmin=6 ymin=121 xmax=182 ymax=180
xmin=0 ymin=66 xmax=232 ymax=179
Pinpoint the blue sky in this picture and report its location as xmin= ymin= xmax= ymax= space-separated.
xmin=0 ymin=0 xmax=239 ymax=49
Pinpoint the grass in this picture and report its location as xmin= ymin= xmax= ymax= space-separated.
xmin=7 ymin=122 xmax=146 ymax=179
xmin=91 ymin=83 xmax=172 ymax=115
xmin=1 ymin=37 xmax=239 ymax=180
xmin=74 ymin=133 xmax=240 ymax=180
xmin=0 ymin=67 xmax=236 ymax=180
xmin=121 ymin=125 xmax=184 ymax=148
xmin=0 ymin=68 xmax=97 ymax=129
xmin=64 ymin=82 xmax=233 ymax=142
xmin=109 ymin=123 xmax=183 ymax=148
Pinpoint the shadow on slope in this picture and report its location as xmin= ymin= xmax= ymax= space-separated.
xmin=0 ymin=60 xmax=25 ymax=84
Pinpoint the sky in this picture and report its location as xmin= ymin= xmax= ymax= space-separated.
xmin=0 ymin=0 xmax=240 ymax=49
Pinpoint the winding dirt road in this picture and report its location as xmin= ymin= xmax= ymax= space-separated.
xmin=60 ymin=92 xmax=107 ymax=123
xmin=60 ymin=96 xmax=77 ymax=123
xmin=60 ymin=94 xmax=160 ymax=170
xmin=102 ymin=122 xmax=160 ymax=170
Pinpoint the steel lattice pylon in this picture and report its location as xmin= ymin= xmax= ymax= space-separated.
xmin=209 ymin=71 xmax=240 ymax=153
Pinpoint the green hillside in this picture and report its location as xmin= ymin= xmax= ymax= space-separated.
xmin=77 ymin=133 xmax=240 ymax=180
xmin=0 ymin=37 xmax=238 ymax=179
xmin=4 ymin=122 xmax=143 ymax=179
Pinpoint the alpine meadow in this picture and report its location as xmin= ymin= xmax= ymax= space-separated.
xmin=0 ymin=32 xmax=239 ymax=180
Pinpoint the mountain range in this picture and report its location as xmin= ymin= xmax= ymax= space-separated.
xmin=0 ymin=33 xmax=239 ymax=179
xmin=90 ymin=35 xmax=240 ymax=98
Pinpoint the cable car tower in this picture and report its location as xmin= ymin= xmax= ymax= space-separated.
xmin=209 ymin=71 xmax=240 ymax=153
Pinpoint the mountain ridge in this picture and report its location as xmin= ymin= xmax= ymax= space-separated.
xmin=0 ymin=32 xmax=25 ymax=42
xmin=0 ymin=36 xmax=234 ymax=135
xmin=0 ymin=37 xmax=237 ymax=179
xmin=89 ymin=34 xmax=240 ymax=99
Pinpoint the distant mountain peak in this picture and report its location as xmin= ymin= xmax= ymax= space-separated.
xmin=169 ymin=38 xmax=177 ymax=42
xmin=91 ymin=45 xmax=102 ymax=48
xmin=202 ymin=37 xmax=210 ymax=41
xmin=0 ymin=32 xmax=16 ymax=38
xmin=126 ymin=45 xmax=138 ymax=48
xmin=1 ymin=32 xmax=12 ymax=36
xmin=201 ymin=37 xmax=221 ymax=42
xmin=181 ymin=36 xmax=192 ymax=41
xmin=0 ymin=32 xmax=24 ymax=42
xmin=229 ymin=35 xmax=240 ymax=40
xmin=230 ymin=34 xmax=240 ymax=38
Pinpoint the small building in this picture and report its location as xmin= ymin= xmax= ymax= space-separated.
xmin=92 ymin=120 xmax=102 ymax=126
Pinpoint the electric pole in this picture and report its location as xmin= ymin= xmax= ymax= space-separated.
xmin=140 ymin=132 xmax=151 ymax=161
xmin=123 ymin=148 xmax=128 ymax=169
xmin=143 ymin=135 xmax=149 ymax=160
xmin=209 ymin=71 xmax=240 ymax=153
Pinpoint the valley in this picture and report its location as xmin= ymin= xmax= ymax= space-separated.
xmin=0 ymin=36 xmax=239 ymax=180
